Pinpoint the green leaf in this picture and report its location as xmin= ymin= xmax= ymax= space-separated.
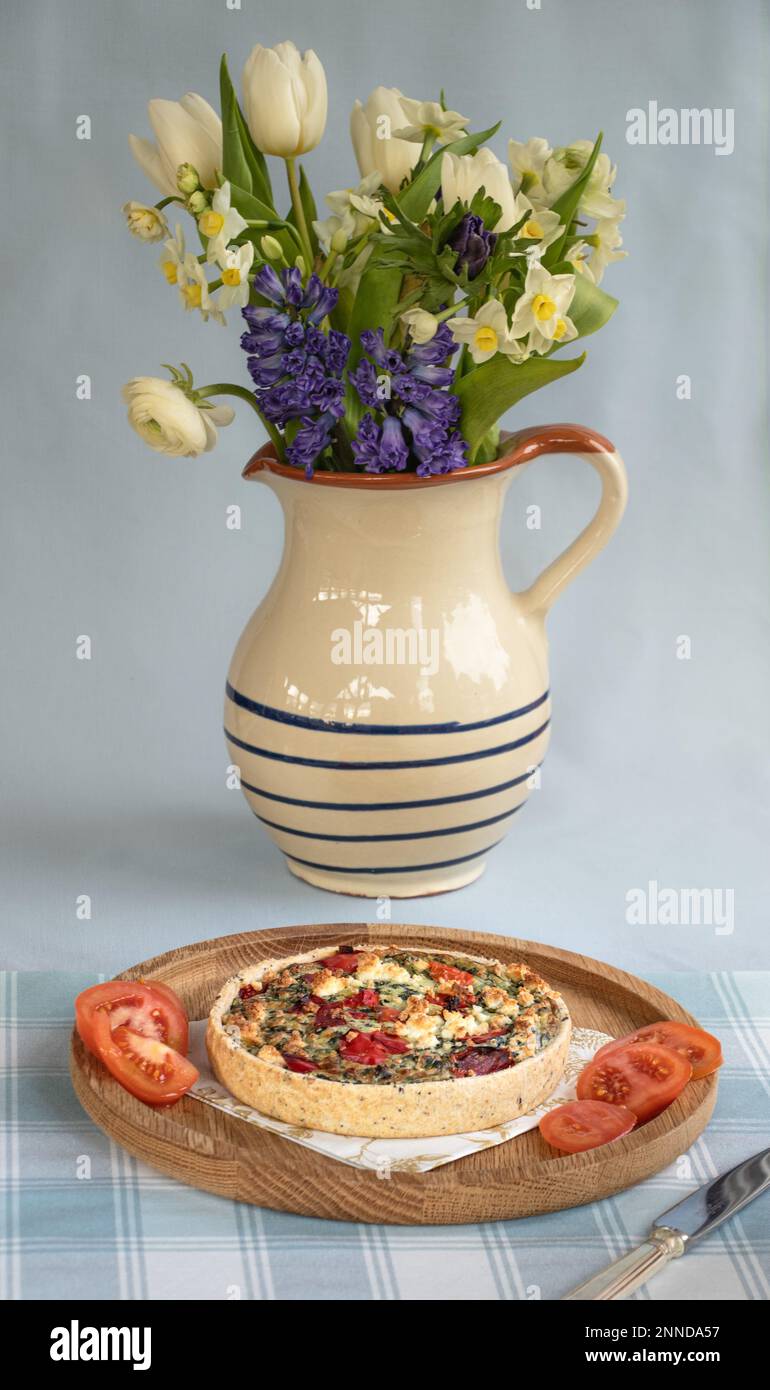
xmin=454 ymin=352 xmax=586 ymax=459
xmin=226 ymin=180 xmax=301 ymax=263
xmin=398 ymin=122 xmax=501 ymax=222
xmin=544 ymin=133 xmax=602 ymax=267
xmin=343 ymin=262 xmax=403 ymax=431
xmin=219 ymin=54 xmax=274 ymax=209
xmin=552 ymin=262 xmax=618 ymax=339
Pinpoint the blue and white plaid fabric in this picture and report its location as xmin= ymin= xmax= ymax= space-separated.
xmin=1 ymin=971 xmax=768 ymax=1301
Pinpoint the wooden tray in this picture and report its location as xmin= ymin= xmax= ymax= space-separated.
xmin=70 ymin=923 xmax=717 ymax=1225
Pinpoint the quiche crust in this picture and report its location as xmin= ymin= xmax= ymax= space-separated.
xmin=206 ymin=945 xmax=571 ymax=1138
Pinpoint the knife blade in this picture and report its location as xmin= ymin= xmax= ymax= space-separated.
xmin=562 ymin=1146 xmax=770 ymax=1300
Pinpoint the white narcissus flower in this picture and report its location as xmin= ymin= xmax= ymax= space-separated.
xmin=542 ymin=140 xmax=621 ymax=219
xmin=509 ymin=262 xmax=577 ymax=345
xmin=508 ymin=137 xmax=552 ymax=201
xmin=242 ymin=41 xmax=327 ymax=157
xmin=527 ymin=314 xmax=578 ymax=356
xmin=159 ymin=224 xmax=186 ymax=285
xmin=393 ymin=98 xmax=469 ymax=144
xmin=350 ymin=87 xmax=422 ymax=194
xmin=447 ymin=300 xmax=528 ymax=365
xmin=441 ymin=148 xmax=518 ymax=231
xmin=122 ymin=378 xmax=233 ymax=457
xmin=587 ymin=208 xmax=627 ymax=283
xmin=123 ymin=201 xmax=169 ymax=242
xmin=200 ymin=182 xmax=248 ymax=260
xmin=178 ymin=255 xmax=225 ymax=324
xmin=400 ymin=308 xmax=440 ymax=344
xmin=129 ymin=94 xmax=222 ymax=198
xmin=216 ymin=240 xmax=255 ymax=310
xmin=565 ymin=240 xmax=594 ymax=279
xmin=516 ymin=198 xmax=563 ymax=255
xmin=313 ymin=173 xmax=385 ymax=254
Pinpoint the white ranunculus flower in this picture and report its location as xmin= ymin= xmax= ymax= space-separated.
xmin=509 ymin=262 xmax=576 ymax=342
xmin=242 ymin=40 xmax=327 ymax=157
xmin=350 ymin=87 xmax=422 ymax=194
xmin=122 ymin=378 xmax=234 ymax=457
xmin=542 ymin=140 xmax=619 ymax=218
xmin=129 ymin=94 xmax=222 ymax=198
xmin=441 ymin=147 xmax=518 ymax=231
xmin=122 ymin=201 xmax=169 ymax=242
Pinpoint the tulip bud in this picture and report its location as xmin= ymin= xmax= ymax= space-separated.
xmin=260 ymin=235 xmax=284 ymax=262
xmin=242 ymin=42 xmax=327 ymax=157
xmin=188 ymin=190 xmax=208 ymax=215
xmin=176 ymin=162 xmax=201 ymax=194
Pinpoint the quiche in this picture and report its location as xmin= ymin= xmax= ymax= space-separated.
xmin=206 ymin=943 xmax=571 ymax=1138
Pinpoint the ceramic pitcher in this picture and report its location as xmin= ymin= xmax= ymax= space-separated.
xmin=225 ymin=423 xmax=627 ymax=898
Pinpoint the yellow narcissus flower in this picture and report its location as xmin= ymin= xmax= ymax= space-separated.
xmin=199 ymin=181 xmax=248 ymax=259
xmin=242 ymin=40 xmax=327 ymax=157
xmin=123 ymin=201 xmax=168 ymax=242
xmin=129 ymin=94 xmax=222 ymax=198
xmin=158 ymin=225 xmax=185 ymax=285
xmin=448 ymin=300 xmax=528 ymax=365
xmin=122 ymin=377 xmax=233 ymax=457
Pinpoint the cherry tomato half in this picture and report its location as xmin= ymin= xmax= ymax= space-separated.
xmin=539 ymin=1099 xmax=637 ymax=1153
xmin=594 ymin=1021 xmax=722 ymax=1081
xmin=577 ymin=1043 xmax=692 ymax=1124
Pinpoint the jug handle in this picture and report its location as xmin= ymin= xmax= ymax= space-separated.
xmin=506 ymin=424 xmax=628 ymax=618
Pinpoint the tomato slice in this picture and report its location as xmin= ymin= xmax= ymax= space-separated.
xmin=369 ymin=1030 xmax=409 ymax=1054
xmin=539 ymin=1100 xmax=637 ymax=1153
xmin=594 ymin=1021 xmax=722 ymax=1082
xmin=344 ymin=989 xmax=380 ymax=1009
xmin=577 ymin=1043 xmax=692 ymax=1124
xmin=428 ymin=961 xmax=474 ymax=987
xmin=283 ymin=1053 xmax=317 ymax=1074
xmin=90 ymin=1012 xmax=198 ymax=1106
xmin=453 ymin=1047 xmax=513 ymax=1076
xmin=75 ymin=980 xmax=189 ymax=1056
xmin=468 ymin=1028 xmax=508 ymax=1044
xmin=319 ymin=952 xmax=361 ymax=973
xmin=338 ymin=1031 xmax=393 ymax=1065
xmin=376 ymin=1006 xmax=401 ymax=1023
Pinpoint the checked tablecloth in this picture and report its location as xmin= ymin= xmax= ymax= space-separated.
xmin=1 ymin=970 xmax=768 ymax=1302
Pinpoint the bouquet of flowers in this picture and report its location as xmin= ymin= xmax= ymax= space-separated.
xmin=122 ymin=40 xmax=626 ymax=478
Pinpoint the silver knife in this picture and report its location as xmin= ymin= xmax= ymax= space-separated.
xmin=563 ymin=1146 xmax=770 ymax=1300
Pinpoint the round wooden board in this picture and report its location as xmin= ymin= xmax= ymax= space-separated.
xmin=70 ymin=924 xmax=717 ymax=1225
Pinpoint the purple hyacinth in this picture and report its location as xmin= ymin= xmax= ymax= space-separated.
xmin=240 ymin=267 xmax=351 ymax=473
xmin=448 ymin=213 xmax=498 ymax=280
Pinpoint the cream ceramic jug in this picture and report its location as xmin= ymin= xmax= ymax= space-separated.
xmin=225 ymin=423 xmax=627 ymax=898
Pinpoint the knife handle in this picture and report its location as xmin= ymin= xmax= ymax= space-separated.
xmin=562 ymin=1227 xmax=687 ymax=1301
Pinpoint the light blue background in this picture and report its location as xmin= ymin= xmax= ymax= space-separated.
xmin=2 ymin=0 xmax=768 ymax=977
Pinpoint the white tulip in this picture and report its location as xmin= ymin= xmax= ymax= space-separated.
xmin=129 ymin=94 xmax=223 ymax=198
xmin=122 ymin=201 xmax=169 ymax=242
xmin=242 ymin=41 xmax=327 ymax=157
xmin=350 ymin=87 xmax=422 ymax=194
xmin=441 ymin=148 xmax=518 ymax=231
xmin=122 ymin=378 xmax=233 ymax=457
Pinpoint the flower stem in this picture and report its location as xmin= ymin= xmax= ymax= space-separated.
xmin=198 ymin=383 xmax=285 ymax=460
xmin=285 ymin=157 xmax=314 ymax=266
